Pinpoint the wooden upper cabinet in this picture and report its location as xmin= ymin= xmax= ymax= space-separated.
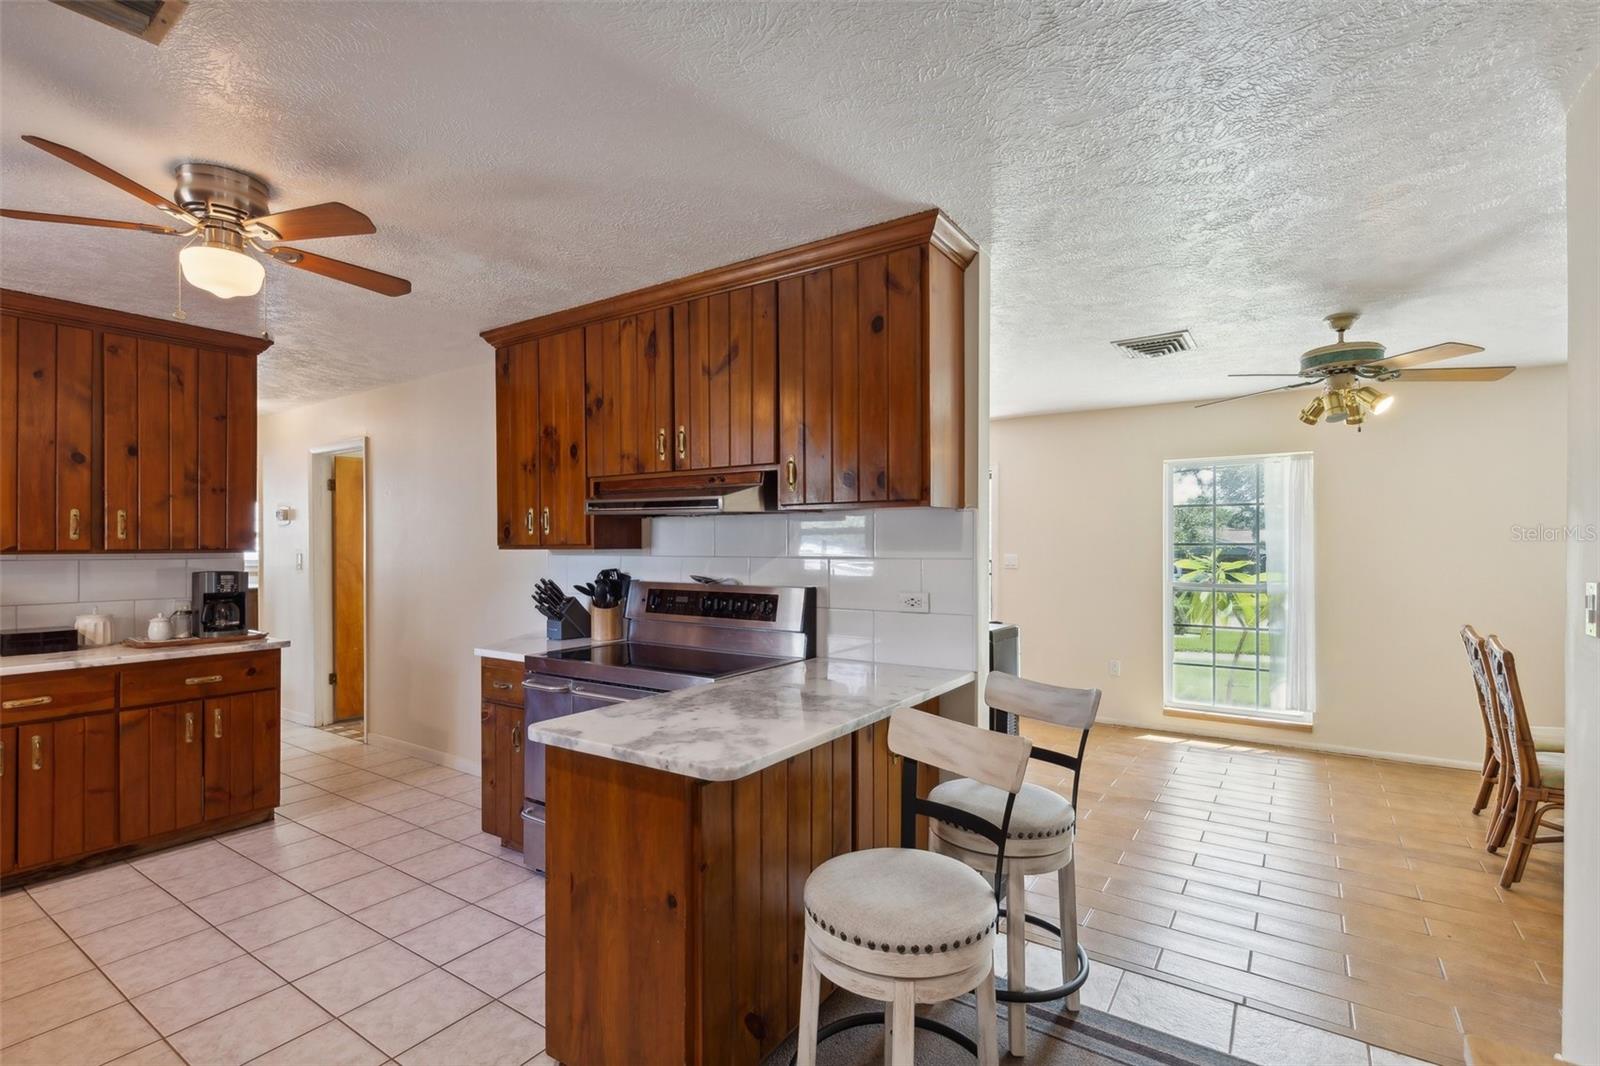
xmin=496 ymin=341 xmax=540 ymax=547
xmin=496 ymin=329 xmax=595 ymax=548
xmin=1 ymin=315 xmax=94 ymax=551
xmin=1 ymin=291 xmax=268 ymax=555
xmin=586 ymin=308 xmax=674 ymax=477
xmin=670 ymin=284 xmax=778 ymax=473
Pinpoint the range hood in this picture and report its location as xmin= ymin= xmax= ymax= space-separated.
xmin=586 ymin=470 xmax=776 ymax=517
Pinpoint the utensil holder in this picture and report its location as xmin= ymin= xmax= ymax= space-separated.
xmin=545 ymin=598 xmax=591 ymax=641
xmin=590 ymin=605 xmax=624 ymax=643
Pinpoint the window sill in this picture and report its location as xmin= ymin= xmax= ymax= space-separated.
xmin=1162 ymin=706 xmax=1314 ymax=732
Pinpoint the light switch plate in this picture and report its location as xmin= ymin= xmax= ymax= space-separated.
xmin=1003 ymin=553 xmax=1019 ymax=569
xmin=1586 ymin=581 xmax=1597 ymax=638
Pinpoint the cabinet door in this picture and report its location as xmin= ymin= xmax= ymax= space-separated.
xmin=669 ymin=287 xmax=778 ymax=474
xmin=197 ymin=349 xmax=231 ymax=550
xmin=119 ymin=704 xmax=204 ymax=842
xmin=1 ymin=725 xmax=16 ymax=875
xmin=203 ymin=690 xmax=279 ymax=821
xmin=639 ymin=308 xmax=674 ymax=473
xmin=538 ymin=327 xmax=588 ymax=547
xmin=495 ymin=342 xmax=540 ymax=547
xmin=168 ymin=346 xmax=200 ymax=550
xmin=136 ymin=339 xmax=173 ymax=549
xmin=103 ymin=332 xmax=140 ymax=550
xmin=496 ymin=703 xmax=525 ymax=849
xmin=1 ymin=316 xmax=15 ymax=552
xmin=226 ymin=353 xmax=256 ymax=551
xmin=13 ymin=713 xmax=117 ymax=869
xmin=481 ymin=702 xmax=500 ymax=838
xmin=588 ymin=309 xmax=677 ymax=477
xmin=9 ymin=318 xmax=93 ymax=551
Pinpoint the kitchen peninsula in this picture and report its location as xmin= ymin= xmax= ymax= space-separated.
xmin=530 ymin=657 xmax=974 ymax=1066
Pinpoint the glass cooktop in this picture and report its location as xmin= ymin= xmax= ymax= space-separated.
xmin=538 ymin=641 xmax=794 ymax=681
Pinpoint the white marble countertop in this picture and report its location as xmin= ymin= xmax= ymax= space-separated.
xmin=474 ymin=632 xmax=594 ymax=662
xmin=0 ymin=637 xmax=290 ymax=677
xmin=526 ymin=658 xmax=975 ymax=782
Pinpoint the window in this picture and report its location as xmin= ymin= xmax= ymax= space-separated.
xmin=1164 ymin=454 xmax=1316 ymax=721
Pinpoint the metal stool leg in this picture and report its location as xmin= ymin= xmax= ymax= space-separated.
xmin=1005 ymin=869 xmax=1027 ymax=1056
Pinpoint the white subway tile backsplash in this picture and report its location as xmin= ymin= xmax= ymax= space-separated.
xmin=747 ymin=557 xmax=829 ymax=599
xmin=17 ymin=600 xmax=138 ymax=641
xmin=823 ymin=609 xmax=875 ymax=662
xmin=789 ymin=512 xmax=872 ymax=558
xmin=677 ymin=558 xmax=750 ymax=585
xmin=0 ymin=559 xmax=80 ymax=605
xmin=921 ymin=558 xmax=976 ymax=615
xmin=648 ymin=517 xmax=716 ymax=557
xmin=873 ymin=612 xmax=977 ymax=671
xmin=79 ymin=557 xmax=190 ymax=601
xmin=827 ymin=559 xmax=922 ymax=612
xmin=714 ymin=515 xmax=788 ymax=558
xmin=0 ymin=606 xmax=16 ymax=629
xmin=874 ymin=508 xmax=974 ymax=558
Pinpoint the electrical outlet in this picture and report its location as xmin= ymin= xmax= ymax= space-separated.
xmin=1003 ymin=553 xmax=1019 ymax=569
xmin=898 ymin=592 xmax=929 ymax=613
xmin=1108 ymin=659 xmax=1121 ymax=677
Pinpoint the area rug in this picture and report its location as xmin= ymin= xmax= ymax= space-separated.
xmin=763 ymin=990 xmax=1244 ymax=1066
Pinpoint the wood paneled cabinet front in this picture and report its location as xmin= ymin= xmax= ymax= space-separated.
xmin=1 ymin=291 xmax=268 ymax=556
xmin=479 ymin=658 xmax=525 ymax=850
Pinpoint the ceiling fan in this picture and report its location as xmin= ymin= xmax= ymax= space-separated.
xmin=1197 ymin=312 xmax=1514 ymax=427
xmin=1 ymin=135 xmax=411 ymax=299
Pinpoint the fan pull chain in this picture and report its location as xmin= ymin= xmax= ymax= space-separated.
xmin=173 ymin=255 xmax=186 ymax=321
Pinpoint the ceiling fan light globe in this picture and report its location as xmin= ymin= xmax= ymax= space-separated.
xmin=1373 ymin=393 xmax=1395 ymax=414
xmin=1298 ymin=395 xmax=1325 ymax=426
xmin=179 ymin=243 xmax=265 ymax=299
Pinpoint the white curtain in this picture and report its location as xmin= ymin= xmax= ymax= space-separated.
xmin=1261 ymin=453 xmax=1316 ymax=716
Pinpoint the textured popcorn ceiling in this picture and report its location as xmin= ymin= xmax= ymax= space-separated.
xmin=1 ymin=2 xmax=1593 ymax=416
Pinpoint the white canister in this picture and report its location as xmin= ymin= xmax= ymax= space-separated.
xmin=74 ymin=610 xmax=113 ymax=647
xmin=146 ymin=613 xmax=173 ymax=642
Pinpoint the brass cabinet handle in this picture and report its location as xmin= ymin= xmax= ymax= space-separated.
xmin=657 ymin=428 xmax=667 ymax=461
xmin=525 ymin=508 xmax=535 ymax=536
xmin=185 ymin=711 xmax=195 ymax=743
xmin=677 ymin=426 xmax=687 ymax=458
xmin=491 ymin=680 xmax=514 ymax=691
xmin=116 ymin=509 xmax=128 ymax=541
xmin=30 ymin=735 xmax=42 ymax=771
xmin=213 ymin=707 xmax=223 ymax=739
xmin=541 ymin=507 xmax=551 ymax=536
xmin=786 ymin=456 xmax=798 ymax=489
xmin=185 ymin=675 xmax=224 ymax=686
xmin=68 ymin=507 xmax=81 ymax=541
xmin=3 ymin=695 xmax=52 ymax=709
xmin=511 ymin=723 xmax=522 ymax=754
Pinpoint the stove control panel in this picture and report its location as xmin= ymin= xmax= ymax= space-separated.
xmin=645 ymin=587 xmax=781 ymax=622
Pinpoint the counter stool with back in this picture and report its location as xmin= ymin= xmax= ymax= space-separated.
xmin=796 ymin=707 xmax=1034 ymax=1066
xmin=929 ymin=671 xmax=1099 ymax=1057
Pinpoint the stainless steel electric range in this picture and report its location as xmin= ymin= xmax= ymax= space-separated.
xmin=518 ymin=581 xmax=816 ymax=871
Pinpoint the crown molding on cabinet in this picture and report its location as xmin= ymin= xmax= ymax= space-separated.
xmin=0 ymin=289 xmax=274 ymax=356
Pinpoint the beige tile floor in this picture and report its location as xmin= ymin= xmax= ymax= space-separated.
xmin=1 ymin=720 xmax=1495 ymax=1065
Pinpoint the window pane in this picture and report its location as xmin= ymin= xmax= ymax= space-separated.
xmin=1215 ymin=505 xmax=1259 ymax=545
xmin=1172 ymin=587 xmax=1212 ymax=627
xmin=1215 ymin=463 xmax=1259 ymax=504
xmin=1172 ymin=664 xmax=1213 ymax=704
xmin=1214 ymin=591 xmax=1260 ymax=628
xmin=1173 ymin=625 xmax=1213 ymax=666
xmin=1216 ymin=667 xmax=1259 ymax=709
xmin=1171 ymin=466 xmax=1213 ymax=506
xmin=1172 ymin=505 xmax=1213 ymax=545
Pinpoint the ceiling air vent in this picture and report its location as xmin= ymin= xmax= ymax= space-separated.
xmin=51 ymin=0 xmax=188 ymax=44
xmin=1112 ymin=329 xmax=1197 ymax=360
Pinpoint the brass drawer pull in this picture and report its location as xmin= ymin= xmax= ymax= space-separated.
xmin=541 ymin=507 xmax=551 ymax=536
xmin=2 ymin=695 xmax=52 ymax=709
xmin=786 ymin=456 xmax=798 ymax=489
xmin=185 ymin=675 xmax=224 ymax=686
xmin=213 ymin=707 xmax=223 ymax=738
xmin=491 ymin=681 xmax=515 ymax=691
xmin=511 ymin=723 xmax=522 ymax=754
xmin=30 ymin=735 xmax=42 ymax=770
xmin=657 ymin=428 xmax=667 ymax=461
xmin=116 ymin=509 xmax=128 ymax=540
xmin=525 ymin=508 xmax=535 ymax=536
xmin=69 ymin=507 xmax=81 ymax=541
xmin=677 ymin=425 xmax=687 ymax=458
xmin=185 ymin=711 xmax=195 ymax=743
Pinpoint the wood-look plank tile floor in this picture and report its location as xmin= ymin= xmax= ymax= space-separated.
xmin=1015 ymin=721 xmax=1564 ymax=1066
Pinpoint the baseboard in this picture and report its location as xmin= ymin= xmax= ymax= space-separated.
xmin=364 ymin=730 xmax=479 ymax=775
xmin=281 ymin=705 xmax=314 ymax=728
xmin=1094 ymin=714 xmax=1480 ymax=770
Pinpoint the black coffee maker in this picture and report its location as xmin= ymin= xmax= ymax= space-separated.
xmin=193 ymin=571 xmax=247 ymax=637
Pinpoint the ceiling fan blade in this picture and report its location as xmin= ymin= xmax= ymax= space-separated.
xmin=1195 ymin=381 xmax=1317 ymax=408
xmin=1393 ymin=366 xmax=1516 ymax=382
xmin=264 ymin=246 xmax=411 ymax=296
xmin=249 ymin=202 xmax=375 ymax=241
xmin=21 ymin=135 xmax=195 ymax=225
xmin=1371 ymin=341 xmax=1484 ymax=371
xmin=2 ymin=208 xmax=180 ymax=234
xmin=1227 ymin=373 xmax=1306 ymax=378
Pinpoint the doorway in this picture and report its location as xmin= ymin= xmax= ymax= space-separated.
xmin=311 ymin=439 xmax=368 ymax=739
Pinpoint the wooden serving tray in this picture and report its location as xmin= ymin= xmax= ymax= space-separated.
xmin=122 ymin=631 xmax=270 ymax=649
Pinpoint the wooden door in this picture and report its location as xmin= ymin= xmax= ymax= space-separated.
xmin=226 ymin=352 xmax=256 ymax=551
xmin=493 ymin=703 xmax=525 ymax=848
xmin=586 ymin=309 xmax=677 ymax=477
xmin=495 ymin=342 xmax=541 ymax=547
xmin=776 ymin=251 xmax=926 ymax=506
xmin=103 ymin=332 xmax=140 ymax=550
xmin=332 ymin=454 xmax=366 ymax=721
xmin=538 ymin=327 xmax=587 ymax=547
xmin=1 ymin=725 xmax=16 ymax=875
xmin=8 ymin=317 xmax=93 ymax=551
xmin=118 ymin=704 xmax=204 ymax=842
xmin=639 ymin=309 xmax=674 ymax=473
xmin=670 ymin=288 xmax=778 ymax=473
xmin=196 ymin=349 xmax=231 ymax=550
xmin=13 ymin=713 xmax=117 ymax=869
xmin=481 ymin=702 xmax=501 ymax=838
xmin=202 ymin=690 xmax=278 ymax=819
xmin=14 ymin=721 xmax=53 ymax=868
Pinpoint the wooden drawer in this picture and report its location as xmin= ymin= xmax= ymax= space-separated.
xmin=119 ymin=651 xmax=280 ymax=709
xmin=482 ymin=658 xmax=524 ymax=707
xmin=1 ymin=668 xmax=117 ymax=724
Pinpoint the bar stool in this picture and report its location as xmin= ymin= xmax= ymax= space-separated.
xmin=797 ymin=707 xmax=1034 ymax=1066
xmin=928 ymin=672 xmax=1098 ymax=1057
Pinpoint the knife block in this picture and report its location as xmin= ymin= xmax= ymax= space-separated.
xmin=545 ymin=598 xmax=591 ymax=641
xmin=589 ymin=605 xmax=623 ymax=643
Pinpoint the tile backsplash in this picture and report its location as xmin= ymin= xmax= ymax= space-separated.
xmin=0 ymin=554 xmax=245 ymax=641
xmin=547 ymin=510 xmax=980 ymax=671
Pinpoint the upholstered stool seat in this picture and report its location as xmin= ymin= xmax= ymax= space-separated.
xmin=929 ymin=780 xmax=1075 ymax=857
xmin=805 ymin=849 xmax=997 ymax=975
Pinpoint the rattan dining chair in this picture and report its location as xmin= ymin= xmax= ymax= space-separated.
xmin=1484 ymin=635 xmax=1565 ymax=888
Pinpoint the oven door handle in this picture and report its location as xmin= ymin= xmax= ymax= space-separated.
xmin=570 ymin=685 xmax=631 ymax=704
xmin=522 ymin=679 xmax=573 ymax=693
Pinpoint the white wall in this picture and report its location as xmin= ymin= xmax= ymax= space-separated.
xmin=259 ymin=361 xmax=552 ymax=767
xmin=990 ymin=365 xmax=1568 ymax=765
xmin=1562 ymin=68 xmax=1599 ymax=1066
xmin=0 ymin=554 xmax=243 ymax=641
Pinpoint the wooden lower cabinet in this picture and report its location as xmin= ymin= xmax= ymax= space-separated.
xmin=118 ymin=704 xmax=205 ymax=841
xmin=480 ymin=689 xmax=526 ymax=849
xmin=1 ymin=725 xmax=15 ymax=874
xmin=12 ymin=711 xmax=117 ymax=869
